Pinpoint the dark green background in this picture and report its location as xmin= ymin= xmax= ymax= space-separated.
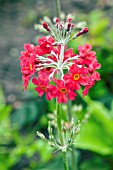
xmin=0 ymin=0 xmax=113 ymax=169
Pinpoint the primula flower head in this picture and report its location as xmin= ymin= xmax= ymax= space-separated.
xmin=20 ymin=18 xmax=101 ymax=103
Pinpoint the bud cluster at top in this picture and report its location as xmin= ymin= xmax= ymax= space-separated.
xmin=42 ymin=18 xmax=88 ymax=45
xmin=20 ymin=18 xmax=101 ymax=103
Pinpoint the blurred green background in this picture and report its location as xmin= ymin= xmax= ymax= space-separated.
xmin=0 ymin=0 xmax=113 ymax=169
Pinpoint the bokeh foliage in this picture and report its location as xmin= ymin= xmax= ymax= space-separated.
xmin=0 ymin=9 xmax=113 ymax=170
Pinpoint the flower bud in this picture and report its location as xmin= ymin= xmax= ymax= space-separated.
xmin=56 ymin=18 xmax=60 ymax=23
xmin=42 ymin=22 xmax=51 ymax=32
xmin=67 ymin=18 xmax=72 ymax=22
xmin=67 ymin=22 xmax=71 ymax=31
xmin=43 ymin=22 xmax=48 ymax=28
xmin=71 ymin=23 xmax=75 ymax=28
xmin=76 ymin=27 xmax=89 ymax=37
xmin=82 ymin=27 xmax=89 ymax=33
xmin=36 ymin=131 xmax=47 ymax=140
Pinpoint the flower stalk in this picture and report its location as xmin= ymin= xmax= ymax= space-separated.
xmin=56 ymin=43 xmax=69 ymax=170
xmin=67 ymin=100 xmax=76 ymax=170
xmin=56 ymin=102 xmax=63 ymax=145
xmin=19 ymin=2 xmax=101 ymax=169
xmin=56 ymin=102 xmax=69 ymax=170
xmin=55 ymin=0 xmax=61 ymax=18
xmin=63 ymin=152 xmax=69 ymax=170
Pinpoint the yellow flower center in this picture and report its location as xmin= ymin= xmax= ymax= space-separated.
xmin=40 ymin=85 xmax=47 ymax=91
xmin=60 ymin=88 xmax=67 ymax=93
xmin=30 ymin=63 xmax=33 ymax=71
xmin=73 ymin=74 xmax=80 ymax=80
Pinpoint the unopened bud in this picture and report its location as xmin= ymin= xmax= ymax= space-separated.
xmin=73 ymin=27 xmax=88 ymax=39
xmin=56 ymin=18 xmax=60 ymax=23
xmin=71 ymin=23 xmax=75 ymax=28
xmin=82 ymin=27 xmax=89 ymax=33
xmin=75 ymin=127 xmax=80 ymax=134
xmin=67 ymin=22 xmax=71 ymax=31
xmin=36 ymin=131 xmax=47 ymax=140
xmin=76 ymin=27 xmax=88 ymax=37
xmin=42 ymin=22 xmax=51 ymax=32
xmin=43 ymin=22 xmax=48 ymax=28
xmin=67 ymin=18 xmax=72 ymax=22
xmin=71 ymin=117 xmax=74 ymax=127
xmin=48 ymin=141 xmax=55 ymax=147
xmin=59 ymin=23 xmax=63 ymax=29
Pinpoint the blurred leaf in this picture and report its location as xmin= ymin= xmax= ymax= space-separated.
xmin=0 ymin=86 xmax=12 ymax=143
xmin=38 ymin=154 xmax=64 ymax=170
xmin=12 ymin=101 xmax=39 ymax=127
xmin=76 ymin=96 xmax=113 ymax=155
xmin=0 ymin=85 xmax=5 ymax=105
xmin=0 ymin=86 xmax=12 ymax=120
xmin=80 ymin=156 xmax=110 ymax=170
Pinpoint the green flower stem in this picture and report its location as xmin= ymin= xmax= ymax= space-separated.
xmin=71 ymin=146 xmax=77 ymax=170
xmin=55 ymin=0 xmax=61 ymax=18
xmin=56 ymin=42 xmax=65 ymax=146
xmin=67 ymin=100 xmax=78 ymax=170
xmin=56 ymin=42 xmax=69 ymax=170
xmin=56 ymin=101 xmax=69 ymax=170
xmin=56 ymin=101 xmax=63 ymax=145
xmin=67 ymin=100 xmax=72 ymax=121
xmin=63 ymin=152 xmax=69 ymax=170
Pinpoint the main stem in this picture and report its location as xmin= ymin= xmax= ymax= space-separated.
xmin=56 ymin=43 xmax=64 ymax=145
xmin=63 ymin=153 xmax=69 ymax=170
xmin=67 ymin=100 xmax=78 ymax=170
xmin=56 ymin=102 xmax=63 ymax=145
xmin=56 ymin=44 xmax=69 ymax=170
xmin=56 ymin=102 xmax=69 ymax=170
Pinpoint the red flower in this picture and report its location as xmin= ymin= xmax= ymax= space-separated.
xmin=20 ymin=43 xmax=36 ymax=90
xmin=22 ymin=75 xmax=30 ymax=91
xmin=82 ymin=81 xmax=94 ymax=97
xmin=88 ymin=58 xmax=101 ymax=74
xmin=82 ymin=71 xmax=100 ymax=96
xmin=64 ymin=48 xmax=76 ymax=61
xmin=36 ymin=36 xmax=55 ymax=55
xmin=53 ymin=80 xmax=77 ymax=104
xmin=32 ymin=76 xmax=55 ymax=100
xmin=78 ymin=44 xmax=96 ymax=66
xmin=20 ymin=54 xmax=36 ymax=75
xmin=20 ymin=43 xmax=35 ymax=61
xmin=64 ymin=64 xmax=89 ymax=90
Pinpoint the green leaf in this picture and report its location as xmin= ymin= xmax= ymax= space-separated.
xmin=76 ymin=97 xmax=113 ymax=155
xmin=80 ymin=156 xmax=110 ymax=170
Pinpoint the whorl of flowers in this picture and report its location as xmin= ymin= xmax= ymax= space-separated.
xmin=20 ymin=18 xmax=101 ymax=103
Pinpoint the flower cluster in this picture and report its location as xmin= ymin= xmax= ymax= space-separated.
xmin=20 ymin=18 xmax=101 ymax=103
